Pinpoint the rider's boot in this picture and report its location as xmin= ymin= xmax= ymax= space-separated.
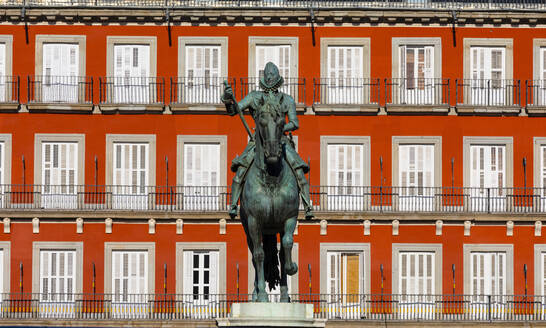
xmin=229 ymin=167 xmax=245 ymax=219
xmin=296 ymin=169 xmax=314 ymax=220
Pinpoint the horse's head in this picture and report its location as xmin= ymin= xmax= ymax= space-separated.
xmin=256 ymin=96 xmax=285 ymax=168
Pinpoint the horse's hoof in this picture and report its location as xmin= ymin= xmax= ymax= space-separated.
xmin=285 ymin=262 xmax=298 ymax=276
xmin=257 ymin=293 xmax=269 ymax=302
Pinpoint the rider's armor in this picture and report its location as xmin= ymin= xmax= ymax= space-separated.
xmin=222 ymin=62 xmax=314 ymax=220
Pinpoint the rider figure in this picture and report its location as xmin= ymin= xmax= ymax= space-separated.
xmin=222 ymin=62 xmax=314 ymax=220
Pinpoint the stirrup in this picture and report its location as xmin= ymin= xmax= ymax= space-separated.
xmin=305 ymin=207 xmax=314 ymax=220
xmin=229 ymin=205 xmax=238 ymax=219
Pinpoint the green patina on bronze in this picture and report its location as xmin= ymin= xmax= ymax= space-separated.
xmin=222 ymin=62 xmax=313 ymax=302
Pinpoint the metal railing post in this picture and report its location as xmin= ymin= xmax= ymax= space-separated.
xmin=487 ymin=295 xmax=492 ymax=322
xmin=487 ymin=188 xmax=491 ymax=213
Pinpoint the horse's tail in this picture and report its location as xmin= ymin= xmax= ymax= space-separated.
xmin=263 ymin=234 xmax=280 ymax=292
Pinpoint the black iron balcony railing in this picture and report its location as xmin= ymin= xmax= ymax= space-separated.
xmin=456 ymin=79 xmax=521 ymax=107
xmin=3 ymin=0 xmax=546 ymax=10
xmin=99 ymin=76 xmax=165 ymax=105
xmin=2 ymin=185 xmax=546 ymax=214
xmin=0 ymin=75 xmax=20 ymax=104
xmin=27 ymin=75 xmax=93 ymax=104
xmin=1 ymin=293 xmax=545 ymax=322
xmin=170 ymin=76 xmax=236 ymax=106
xmin=240 ymin=77 xmax=306 ymax=105
xmin=525 ymin=79 xmax=546 ymax=107
xmin=313 ymin=78 xmax=380 ymax=106
xmin=385 ymin=78 xmax=450 ymax=107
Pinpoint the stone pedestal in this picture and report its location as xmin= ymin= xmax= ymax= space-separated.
xmin=216 ymin=302 xmax=326 ymax=327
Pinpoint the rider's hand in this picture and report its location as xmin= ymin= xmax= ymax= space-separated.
xmin=222 ymin=80 xmax=234 ymax=103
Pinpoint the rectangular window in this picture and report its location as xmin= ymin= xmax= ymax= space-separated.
xmin=256 ymin=45 xmax=290 ymax=79
xmin=471 ymin=252 xmax=506 ymax=298
xmin=113 ymin=45 xmax=150 ymax=103
xmin=399 ymin=145 xmax=434 ymax=210
xmin=41 ymin=142 xmax=78 ymax=209
xmin=470 ymin=145 xmax=506 ymax=211
xmin=542 ymin=252 xmax=546 ymax=296
xmin=112 ymin=251 xmax=148 ymax=299
xmin=40 ymin=250 xmax=76 ymax=301
xmin=42 ymin=43 xmax=79 ymax=103
xmin=542 ymin=146 xmax=546 ymax=191
xmin=399 ymin=252 xmax=435 ymax=296
xmin=183 ymin=143 xmax=220 ymax=210
xmin=470 ymin=47 xmax=506 ymax=105
xmin=0 ymin=141 xmax=4 ymax=186
xmin=326 ymin=251 xmax=363 ymax=318
xmin=112 ymin=143 xmax=149 ymax=210
xmin=327 ymin=144 xmax=364 ymax=210
xmin=184 ymin=45 xmax=220 ymax=103
xmin=399 ymin=45 xmax=434 ymax=104
xmin=0 ymin=43 xmax=6 ymax=102
xmin=327 ymin=46 xmax=363 ymax=104
xmin=538 ymin=48 xmax=546 ymax=106
xmin=0 ymin=249 xmax=3 ymax=297
xmin=183 ymin=250 xmax=219 ymax=300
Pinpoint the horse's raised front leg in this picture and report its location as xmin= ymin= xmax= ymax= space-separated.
xmin=282 ymin=217 xmax=298 ymax=276
xmin=247 ymin=215 xmax=268 ymax=302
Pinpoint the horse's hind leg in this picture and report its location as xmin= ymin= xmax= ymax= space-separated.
xmin=282 ymin=217 xmax=298 ymax=276
xmin=241 ymin=215 xmax=258 ymax=301
xmin=247 ymin=215 xmax=268 ymax=302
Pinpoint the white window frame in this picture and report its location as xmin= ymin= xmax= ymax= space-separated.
xmin=0 ymin=134 xmax=12 ymax=187
xmin=34 ymin=134 xmax=85 ymax=187
xmin=104 ymin=242 xmax=155 ymax=294
xmin=32 ymin=242 xmax=83 ymax=294
xmin=533 ymin=137 xmax=546 ymax=192
xmin=106 ymin=134 xmax=156 ymax=186
xmin=0 ymin=241 xmax=10 ymax=295
xmin=392 ymin=243 xmax=442 ymax=295
xmin=111 ymin=250 xmax=149 ymax=297
xmin=320 ymin=136 xmax=371 ymax=211
xmin=175 ymin=242 xmax=227 ymax=295
xmin=392 ymin=136 xmax=442 ymax=211
xmin=320 ymin=243 xmax=370 ymax=295
xmin=178 ymin=37 xmax=228 ymax=79
xmin=463 ymin=137 xmax=513 ymax=189
xmin=176 ymin=135 xmax=227 ymax=209
xmin=534 ymin=244 xmax=546 ymax=296
xmin=107 ymin=36 xmax=156 ymax=78
xmin=248 ymin=37 xmax=298 ymax=81
xmin=247 ymin=243 xmax=298 ymax=297
xmin=0 ymin=35 xmax=13 ymax=103
xmin=532 ymin=39 xmax=546 ymax=107
xmin=463 ymin=244 xmax=514 ymax=295
xmin=35 ymin=35 xmax=86 ymax=79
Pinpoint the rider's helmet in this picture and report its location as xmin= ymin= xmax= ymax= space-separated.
xmin=259 ymin=62 xmax=284 ymax=92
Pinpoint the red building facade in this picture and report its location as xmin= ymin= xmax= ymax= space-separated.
xmin=0 ymin=0 xmax=545 ymax=324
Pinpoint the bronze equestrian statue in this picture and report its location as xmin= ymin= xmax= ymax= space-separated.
xmin=222 ymin=62 xmax=313 ymax=302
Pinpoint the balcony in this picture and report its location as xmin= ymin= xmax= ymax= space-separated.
xmin=525 ymin=80 xmax=546 ymax=116
xmin=27 ymin=75 xmax=93 ymax=112
xmin=240 ymin=77 xmax=306 ymax=112
xmin=455 ymin=79 xmax=521 ymax=115
xmin=99 ymin=76 xmax=165 ymax=113
xmin=313 ymin=78 xmax=380 ymax=114
xmin=0 ymin=184 xmax=545 ymax=216
xmin=0 ymin=75 xmax=19 ymax=112
xmin=0 ymin=293 xmax=544 ymax=322
xmin=4 ymin=0 xmax=546 ymax=10
xmin=169 ymin=76 xmax=236 ymax=112
xmin=384 ymin=78 xmax=450 ymax=114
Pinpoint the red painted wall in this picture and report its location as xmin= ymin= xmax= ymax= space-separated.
xmin=0 ymin=24 xmax=545 ymax=296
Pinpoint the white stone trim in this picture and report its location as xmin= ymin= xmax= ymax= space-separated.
xmin=534 ymin=244 xmax=546 ymax=295
xmin=533 ymin=137 xmax=546 ymax=189
xmin=0 ymin=134 xmax=12 ymax=185
xmin=320 ymin=38 xmax=371 ymax=80
xmin=176 ymin=135 xmax=227 ymax=186
xmin=391 ymin=243 xmax=443 ymax=294
xmin=391 ymin=136 xmax=442 ymax=188
xmin=462 ymin=136 xmax=513 ymax=188
xmin=391 ymin=37 xmax=442 ymax=79
xmin=35 ymin=35 xmax=86 ymax=77
xmin=32 ymin=241 xmax=84 ymax=294
xmin=106 ymin=36 xmax=157 ymax=77
xmin=0 ymin=35 xmax=13 ymax=77
xmin=319 ymin=243 xmax=371 ymax=294
xmin=105 ymin=134 xmax=156 ymax=186
xmin=0 ymin=241 xmax=10 ymax=293
xmin=175 ymin=242 xmax=227 ymax=294
xmin=104 ymin=242 xmax=155 ymax=294
xmin=462 ymin=38 xmax=514 ymax=81
xmin=532 ymin=39 xmax=546 ymax=81
xmin=248 ymin=36 xmax=298 ymax=79
xmin=319 ymin=136 xmax=371 ymax=186
xmin=178 ymin=36 xmax=229 ymax=78
xmin=463 ymin=244 xmax=514 ymax=295
xmin=34 ymin=134 xmax=85 ymax=185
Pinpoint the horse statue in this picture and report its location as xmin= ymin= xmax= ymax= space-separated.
xmin=222 ymin=62 xmax=313 ymax=302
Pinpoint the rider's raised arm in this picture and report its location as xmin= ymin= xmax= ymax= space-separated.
xmin=283 ymin=95 xmax=299 ymax=133
xmin=222 ymin=81 xmax=255 ymax=116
